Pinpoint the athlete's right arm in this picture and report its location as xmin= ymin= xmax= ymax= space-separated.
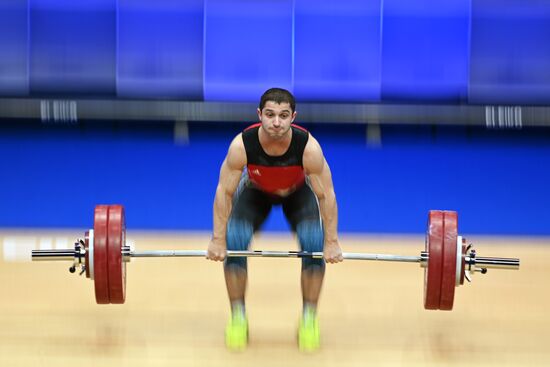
xmin=206 ymin=134 xmax=247 ymax=261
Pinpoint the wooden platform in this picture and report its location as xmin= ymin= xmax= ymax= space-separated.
xmin=0 ymin=231 xmax=547 ymax=366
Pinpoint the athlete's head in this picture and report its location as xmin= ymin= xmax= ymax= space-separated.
xmin=259 ymin=88 xmax=296 ymax=113
xmin=257 ymin=88 xmax=297 ymax=139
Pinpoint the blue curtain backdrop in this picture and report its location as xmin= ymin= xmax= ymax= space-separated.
xmin=1 ymin=0 xmax=549 ymax=104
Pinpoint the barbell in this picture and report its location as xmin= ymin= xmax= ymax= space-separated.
xmin=31 ymin=205 xmax=519 ymax=310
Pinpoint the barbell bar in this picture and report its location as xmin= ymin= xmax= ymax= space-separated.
xmin=32 ymin=249 xmax=518 ymax=267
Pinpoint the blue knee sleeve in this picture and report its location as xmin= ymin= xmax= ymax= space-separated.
xmin=297 ymin=220 xmax=325 ymax=270
xmin=224 ymin=218 xmax=253 ymax=270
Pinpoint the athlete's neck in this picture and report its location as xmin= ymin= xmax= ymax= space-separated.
xmin=258 ymin=125 xmax=293 ymax=156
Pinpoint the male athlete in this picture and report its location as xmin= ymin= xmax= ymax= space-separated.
xmin=206 ymin=88 xmax=343 ymax=351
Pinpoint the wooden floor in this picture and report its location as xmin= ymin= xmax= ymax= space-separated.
xmin=0 ymin=230 xmax=548 ymax=366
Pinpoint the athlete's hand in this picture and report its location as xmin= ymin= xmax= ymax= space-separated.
xmin=324 ymin=240 xmax=344 ymax=263
xmin=206 ymin=238 xmax=227 ymax=261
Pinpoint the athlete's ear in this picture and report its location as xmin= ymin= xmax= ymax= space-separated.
xmin=257 ymin=108 xmax=262 ymax=121
xmin=291 ymin=110 xmax=297 ymax=123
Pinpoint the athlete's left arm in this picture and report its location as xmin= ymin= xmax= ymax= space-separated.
xmin=303 ymin=135 xmax=344 ymax=263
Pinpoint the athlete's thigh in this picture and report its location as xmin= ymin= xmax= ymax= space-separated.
xmin=282 ymin=182 xmax=321 ymax=231
xmin=230 ymin=179 xmax=272 ymax=231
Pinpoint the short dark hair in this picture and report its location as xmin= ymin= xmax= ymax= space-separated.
xmin=259 ymin=88 xmax=296 ymax=113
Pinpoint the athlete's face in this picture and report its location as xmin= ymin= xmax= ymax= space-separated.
xmin=257 ymin=101 xmax=296 ymax=139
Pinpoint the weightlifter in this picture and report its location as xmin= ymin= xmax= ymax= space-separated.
xmin=206 ymin=88 xmax=344 ymax=351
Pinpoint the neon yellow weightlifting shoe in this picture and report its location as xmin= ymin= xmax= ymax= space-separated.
xmin=298 ymin=308 xmax=320 ymax=352
xmin=225 ymin=312 xmax=248 ymax=351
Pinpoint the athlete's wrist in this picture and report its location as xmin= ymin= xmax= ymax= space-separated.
xmin=211 ymin=234 xmax=226 ymax=243
xmin=324 ymin=238 xmax=340 ymax=247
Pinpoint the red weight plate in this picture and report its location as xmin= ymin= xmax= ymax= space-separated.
xmin=439 ymin=211 xmax=458 ymax=310
xmin=424 ymin=210 xmax=444 ymax=310
xmin=84 ymin=231 xmax=90 ymax=279
xmin=94 ymin=205 xmax=110 ymax=304
xmin=107 ymin=205 xmax=126 ymax=304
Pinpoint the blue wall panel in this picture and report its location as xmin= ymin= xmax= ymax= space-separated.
xmin=203 ymin=0 xmax=294 ymax=102
xmin=326 ymin=125 xmax=550 ymax=235
xmin=1 ymin=122 xmax=550 ymax=235
xmin=117 ymin=0 xmax=203 ymax=99
xmin=381 ymin=0 xmax=470 ymax=102
xmin=0 ymin=0 xmax=28 ymax=96
xmin=469 ymin=0 xmax=550 ymax=105
xmin=29 ymin=0 xmax=116 ymax=95
xmin=293 ymin=0 xmax=382 ymax=102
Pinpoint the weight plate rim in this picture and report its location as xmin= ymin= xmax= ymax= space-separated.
xmin=424 ymin=210 xmax=444 ymax=310
xmin=93 ymin=205 xmax=110 ymax=304
xmin=107 ymin=205 xmax=126 ymax=304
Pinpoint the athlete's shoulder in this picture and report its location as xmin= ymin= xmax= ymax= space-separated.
xmin=226 ymin=133 xmax=246 ymax=169
xmin=230 ymin=132 xmax=245 ymax=150
xmin=304 ymin=134 xmax=322 ymax=155
xmin=302 ymin=134 xmax=325 ymax=173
